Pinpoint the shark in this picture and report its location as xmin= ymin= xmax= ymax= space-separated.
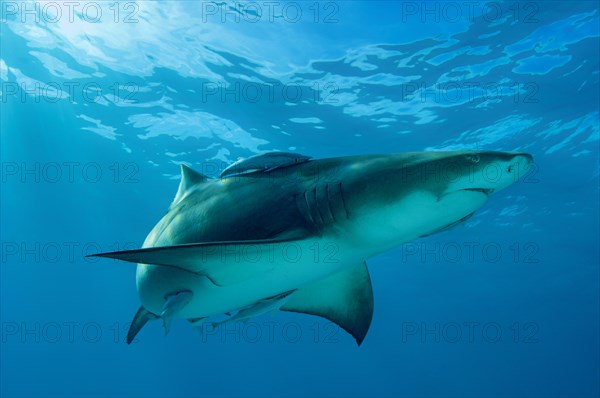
xmin=91 ymin=151 xmax=533 ymax=345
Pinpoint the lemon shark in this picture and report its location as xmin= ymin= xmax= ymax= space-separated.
xmin=91 ymin=151 xmax=533 ymax=345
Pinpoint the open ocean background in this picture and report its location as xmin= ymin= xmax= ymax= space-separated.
xmin=1 ymin=1 xmax=599 ymax=397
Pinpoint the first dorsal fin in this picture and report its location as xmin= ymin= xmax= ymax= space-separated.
xmin=173 ymin=164 xmax=209 ymax=206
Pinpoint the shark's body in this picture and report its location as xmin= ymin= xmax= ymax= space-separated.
xmin=93 ymin=151 xmax=533 ymax=345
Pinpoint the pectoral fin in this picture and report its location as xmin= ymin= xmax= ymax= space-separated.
xmin=127 ymin=306 xmax=159 ymax=344
xmin=281 ymin=262 xmax=374 ymax=346
xmin=87 ymin=237 xmax=305 ymax=286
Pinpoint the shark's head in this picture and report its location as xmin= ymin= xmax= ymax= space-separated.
xmin=435 ymin=151 xmax=533 ymax=196
xmin=339 ymin=151 xmax=533 ymax=248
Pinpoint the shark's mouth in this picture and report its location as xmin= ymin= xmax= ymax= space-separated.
xmin=462 ymin=188 xmax=494 ymax=196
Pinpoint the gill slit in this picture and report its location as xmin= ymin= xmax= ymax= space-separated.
xmin=339 ymin=182 xmax=349 ymax=219
xmin=302 ymin=191 xmax=315 ymax=225
xmin=313 ymin=187 xmax=325 ymax=225
xmin=325 ymin=183 xmax=337 ymax=222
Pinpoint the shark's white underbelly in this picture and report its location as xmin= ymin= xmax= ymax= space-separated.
xmin=135 ymin=237 xmax=363 ymax=319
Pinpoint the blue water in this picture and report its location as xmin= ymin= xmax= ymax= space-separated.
xmin=1 ymin=1 xmax=599 ymax=397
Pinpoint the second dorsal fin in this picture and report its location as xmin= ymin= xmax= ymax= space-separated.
xmin=172 ymin=164 xmax=209 ymax=206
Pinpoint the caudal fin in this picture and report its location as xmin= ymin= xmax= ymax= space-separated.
xmin=126 ymin=306 xmax=159 ymax=344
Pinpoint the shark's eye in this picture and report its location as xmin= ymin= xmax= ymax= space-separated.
xmin=507 ymin=165 xmax=514 ymax=173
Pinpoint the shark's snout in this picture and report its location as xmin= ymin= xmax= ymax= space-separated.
xmin=491 ymin=152 xmax=533 ymax=191
xmin=510 ymin=153 xmax=534 ymax=173
xmin=443 ymin=151 xmax=534 ymax=197
xmin=503 ymin=152 xmax=534 ymax=186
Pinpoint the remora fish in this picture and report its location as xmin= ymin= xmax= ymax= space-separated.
xmin=210 ymin=290 xmax=295 ymax=329
xmin=91 ymin=151 xmax=533 ymax=345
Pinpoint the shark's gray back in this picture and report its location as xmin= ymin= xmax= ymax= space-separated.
xmin=144 ymin=152 xmax=464 ymax=247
